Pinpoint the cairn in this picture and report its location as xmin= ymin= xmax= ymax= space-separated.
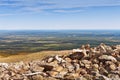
xmin=0 ymin=43 xmax=120 ymax=80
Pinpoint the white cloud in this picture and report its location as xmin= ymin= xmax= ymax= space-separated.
xmin=54 ymin=9 xmax=83 ymax=13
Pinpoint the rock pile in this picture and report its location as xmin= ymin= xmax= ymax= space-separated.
xmin=0 ymin=43 xmax=120 ymax=80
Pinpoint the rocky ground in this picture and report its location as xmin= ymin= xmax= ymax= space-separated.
xmin=0 ymin=43 xmax=120 ymax=80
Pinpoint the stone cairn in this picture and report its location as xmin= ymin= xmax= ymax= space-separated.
xmin=0 ymin=43 xmax=120 ymax=80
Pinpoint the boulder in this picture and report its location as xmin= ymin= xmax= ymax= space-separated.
xmin=99 ymin=55 xmax=117 ymax=62
xmin=69 ymin=49 xmax=87 ymax=60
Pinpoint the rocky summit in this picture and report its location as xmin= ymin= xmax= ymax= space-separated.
xmin=0 ymin=43 xmax=120 ymax=80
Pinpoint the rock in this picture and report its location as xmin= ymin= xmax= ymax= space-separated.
xmin=32 ymin=66 xmax=44 ymax=72
xmin=72 ymin=73 xmax=80 ymax=78
xmin=69 ymin=49 xmax=87 ymax=60
xmin=108 ymin=74 xmax=120 ymax=80
xmin=99 ymin=67 xmax=108 ymax=76
xmin=79 ymin=61 xmax=85 ymax=67
xmin=10 ymin=71 xmax=16 ymax=76
xmin=74 ymin=63 xmax=80 ymax=71
xmin=72 ymin=59 xmax=79 ymax=63
xmin=53 ymin=66 xmax=63 ymax=72
xmin=92 ymin=58 xmax=99 ymax=64
xmin=3 ymin=74 xmax=11 ymax=80
xmin=99 ymin=43 xmax=107 ymax=53
xmin=10 ymin=74 xmax=24 ymax=80
xmin=65 ymin=57 xmax=72 ymax=63
xmin=99 ymin=75 xmax=110 ymax=80
xmin=99 ymin=55 xmax=117 ymax=62
xmin=66 ymin=63 xmax=75 ymax=72
xmin=116 ymin=45 xmax=120 ymax=50
xmin=109 ymin=64 xmax=116 ymax=71
xmin=58 ymin=70 xmax=68 ymax=78
xmin=77 ymin=76 xmax=87 ymax=80
xmin=52 ymin=69 xmax=68 ymax=79
xmin=46 ymin=77 xmax=58 ymax=80
xmin=79 ymin=68 xmax=87 ymax=75
xmin=41 ymin=65 xmax=53 ymax=72
xmin=83 ymin=74 xmax=93 ymax=80
xmin=48 ymin=71 xmax=58 ymax=77
xmin=81 ymin=60 xmax=91 ymax=69
xmin=0 ymin=63 xmax=9 ymax=68
xmin=49 ymin=60 xmax=59 ymax=67
xmin=92 ymin=64 xmax=99 ymax=69
xmin=91 ymin=71 xmax=100 ymax=77
xmin=32 ymin=75 xmax=44 ymax=80
xmin=55 ymin=55 xmax=65 ymax=63
xmin=47 ymin=57 xmax=54 ymax=63
xmin=85 ymin=44 xmax=90 ymax=49
xmin=22 ymin=62 xmax=30 ymax=71
xmin=64 ymin=73 xmax=80 ymax=80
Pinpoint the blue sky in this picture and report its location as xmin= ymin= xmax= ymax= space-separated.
xmin=0 ymin=0 xmax=120 ymax=30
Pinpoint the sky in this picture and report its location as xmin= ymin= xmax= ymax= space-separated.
xmin=0 ymin=0 xmax=120 ymax=30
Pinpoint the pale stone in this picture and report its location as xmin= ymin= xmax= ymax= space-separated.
xmin=53 ymin=66 xmax=63 ymax=72
xmin=99 ymin=55 xmax=117 ymax=62
xmin=109 ymin=64 xmax=116 ymax=71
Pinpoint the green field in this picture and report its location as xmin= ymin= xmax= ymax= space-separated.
xmin=0 ymin=30 xmax=120 ymax=54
